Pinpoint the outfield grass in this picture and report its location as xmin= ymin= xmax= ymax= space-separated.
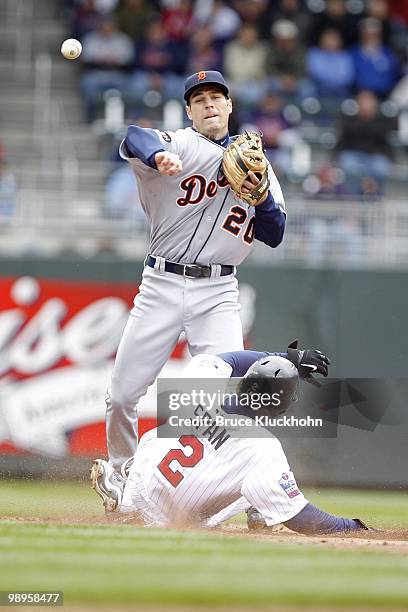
xmin=0 ymin=521 xmax=408 ymax=608
xmin=0 ymin=480 xmax=99 ymax=521
xmin=0 ymin=481 xmax=407 ymax=609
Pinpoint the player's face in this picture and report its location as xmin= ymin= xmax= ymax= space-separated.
xmin=186 ymin=87 xmax=232 ymax=140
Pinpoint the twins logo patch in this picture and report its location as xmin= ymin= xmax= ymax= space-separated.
xmin=278 ymin=472 xmax=300 ymax=498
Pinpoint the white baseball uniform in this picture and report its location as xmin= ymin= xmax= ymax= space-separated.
xmin=106 ymin=125 xmax=286 ymax=469
xmin=120 ymin=354 xmax=307 ymax=527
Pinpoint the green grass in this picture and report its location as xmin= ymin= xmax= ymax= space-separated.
xmin=0 ymin=522 xmax=407 ymax=608
xmin=0 ymin=481 xmax=407 ymax=608
xmin=0 ymin=480 xmax=99 ymax=521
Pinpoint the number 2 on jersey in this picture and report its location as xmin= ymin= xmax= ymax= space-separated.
xmin=222 ymin=205 xmax=255 ymax=244
xmin=157 ymin=435 xmax=204 ymax=487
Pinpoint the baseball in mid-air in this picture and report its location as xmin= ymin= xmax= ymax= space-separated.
xmin=61 ymin=38 xmax=82 ymax=60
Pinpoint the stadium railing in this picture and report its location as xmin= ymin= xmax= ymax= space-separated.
xmin=2 ymin=190 xmax=408 ymax=268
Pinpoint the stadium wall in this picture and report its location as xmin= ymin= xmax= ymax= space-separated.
xmin=0 ymin=255 xmax=406 ymax=488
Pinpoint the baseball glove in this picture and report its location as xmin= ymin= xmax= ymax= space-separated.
xmin=222 ymin=131 xmax=270 ymax=206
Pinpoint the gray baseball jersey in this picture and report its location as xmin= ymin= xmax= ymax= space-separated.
xmin=120 ymin=127 xmax=286 ymax=266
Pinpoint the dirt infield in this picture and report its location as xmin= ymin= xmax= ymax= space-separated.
xmin=221 ymin=523 xmax=408 ymax=552
xmin=2 ymin=514 xmax=408 ymax=553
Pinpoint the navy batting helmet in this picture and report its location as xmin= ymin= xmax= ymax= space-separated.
xmin=237 ymin=356 xmax=299 ymax=415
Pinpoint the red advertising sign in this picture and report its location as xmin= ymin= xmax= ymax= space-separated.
xmin=0 ymin=275 xmax=255 ymax=458
xmin=0 ymin=276 xmax=185 ymax=457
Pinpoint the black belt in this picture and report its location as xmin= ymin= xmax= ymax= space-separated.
xmin=146 ymin=255 xmax=234 ymax=279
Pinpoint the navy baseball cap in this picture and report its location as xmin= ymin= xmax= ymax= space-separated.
xmin=184 ymin=71 xmax=229 ymax=102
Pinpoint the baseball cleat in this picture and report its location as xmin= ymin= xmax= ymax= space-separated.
xmin=90 ymin=459 xmax=125 ymax=513
xmin=120 ymin=456 xmax=134 ymax=479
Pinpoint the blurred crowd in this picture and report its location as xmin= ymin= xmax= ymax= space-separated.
xmin=61 ymin=0 xmax=408 ymax=227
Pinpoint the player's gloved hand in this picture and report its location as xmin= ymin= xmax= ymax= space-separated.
xmin=352 ymin=518 xmax=376 ymax=531
xmin=286 ymin=339 xmax=330 ymax=386
xmin=241 ymin=171 xmax=269 ymax=205
xmin=246 ymin=507 xmax=268 ymax=530
xmin=155 ymin=151 xmax=183 ymax=176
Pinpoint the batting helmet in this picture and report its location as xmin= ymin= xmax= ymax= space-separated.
xmin=237 ymin=356 xmax=299 ymax=415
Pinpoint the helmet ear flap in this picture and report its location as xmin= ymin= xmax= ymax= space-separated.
xmin=274 ymin=376 xmax=299 ymax=414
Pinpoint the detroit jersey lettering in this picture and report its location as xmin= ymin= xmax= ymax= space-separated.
xmin=120 ymin=127 xmax=286 ymax=266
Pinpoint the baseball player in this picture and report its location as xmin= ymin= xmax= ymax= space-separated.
xmin=92 ymin=345 xmax=370 ymax=535
xmin=106 ymin=70 xmax=287 ymax=470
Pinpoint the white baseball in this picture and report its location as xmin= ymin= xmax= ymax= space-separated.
xmin=61 ymin=39 xmax=82 ymax=60
xmin=11 ymin=276 xmax=40 ymax=306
